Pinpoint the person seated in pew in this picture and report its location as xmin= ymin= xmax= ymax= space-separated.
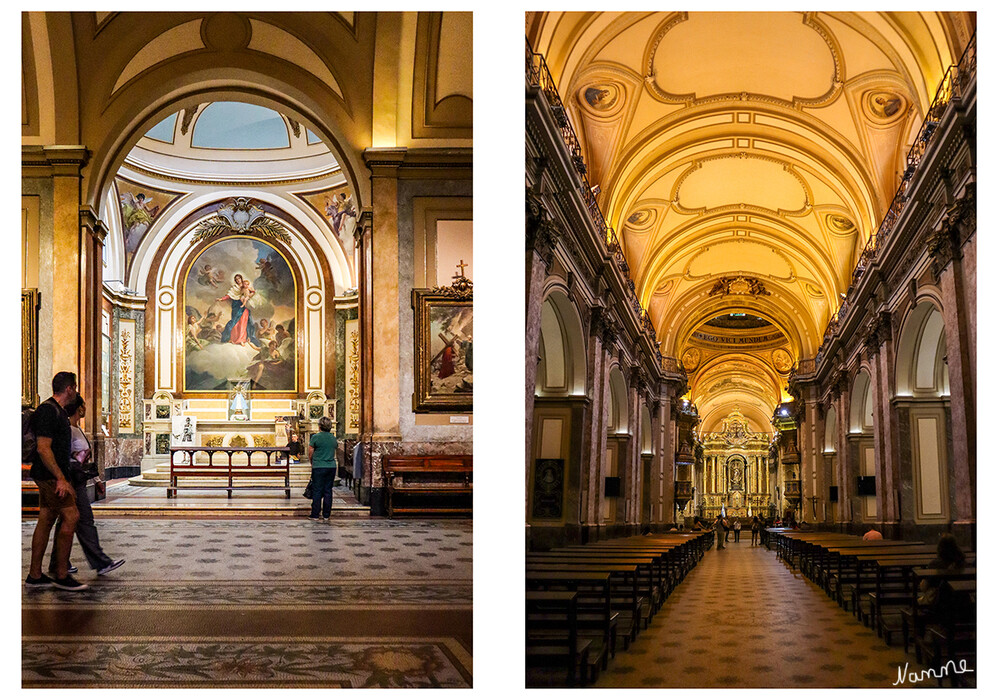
xmin=918 ymin=533 xmax=967 ymax=607
xmin=862 ymin=526 xmax=883 ymax=541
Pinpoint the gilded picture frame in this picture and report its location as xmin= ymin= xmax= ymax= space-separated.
xmin=21 ymin=289 xmax=39 ymax=407
xmin=412 ymin=276 xmax=472 ymax=413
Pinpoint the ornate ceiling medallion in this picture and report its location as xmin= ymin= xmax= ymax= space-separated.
xmin=652 ymin=279 xmax=675 ymax=297
xmin=805 ymin=282 xmax=824 ymax=298
xmin=863 ymin=90 xmax=908 ymax=125
xmin=771 ymin=348 xmax=794 ymax=374
xmin=708 ymin=276 xmax=771 ymax=297
xmin=625 ymin=207 xmax=657 ymax=231
xmin=681 ymin=346 xmax=701 ymax=371
xmin=192 ymin=197 xmax=291 ymax=245
xmin=578 ymin=82 xmax=623 ymax=116
xmin=825 ymin=213 xmax=856 ymax=235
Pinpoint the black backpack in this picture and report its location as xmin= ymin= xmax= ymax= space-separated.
xmin=22 ymin=406 xmax=37 ymax=464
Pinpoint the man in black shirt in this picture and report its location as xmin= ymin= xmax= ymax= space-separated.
xmin=26 ymin=371 xmax=88 ymax=591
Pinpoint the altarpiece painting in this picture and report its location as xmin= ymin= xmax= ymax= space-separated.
xmin=183 ymin=237 xmax=297 ymax=392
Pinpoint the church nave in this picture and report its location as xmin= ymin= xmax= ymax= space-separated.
xmin=526 ymin=11 xmax=976 ymax=689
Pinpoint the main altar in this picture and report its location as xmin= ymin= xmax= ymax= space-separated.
xmin=696 ymin=409 xmax=776 ymax=519
xmin=140 ymin=389 xmax=335 ymax=470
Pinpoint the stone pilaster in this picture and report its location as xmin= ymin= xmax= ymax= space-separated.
xmin=525 ymin=190 xmax=561 ymax=508
xmin=362 ymin=149 xmax=404 ymax=445
xmin=623 ymin=370 xmax=642 ymax=530
xmin=578 ymin=307 xmax=614 ymax=541
xmin=864 ymin=311 xmax=901 ymax=531
xmin=649 ymin=398 xmax=668 ymax=526
xmin=79 ymin=207 xmax=106 ymax=444
xmin=832 ymin=374 xmax=852 ymax=527
xmin=928 ymin=189 xmax=976 ymax=523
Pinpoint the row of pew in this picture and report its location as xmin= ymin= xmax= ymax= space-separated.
xmin=525 ymin=531 xmax=714 ymax=686
xmin=767 ymin=528 xmax=976 ymax=687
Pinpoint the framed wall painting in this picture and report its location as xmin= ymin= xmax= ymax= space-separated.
xmin=412 ymin=277 xmax=472 ymax=413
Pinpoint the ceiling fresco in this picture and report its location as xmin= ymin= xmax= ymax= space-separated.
xmin=528 ymin=11 xmax=974 ymax=432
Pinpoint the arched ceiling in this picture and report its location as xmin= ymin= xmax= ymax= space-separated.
xmin=528 ymin=10 xmax=975 ymax=427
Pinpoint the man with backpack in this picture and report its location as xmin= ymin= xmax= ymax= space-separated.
xmin=25 ymin=371 xmax=88 ymax=591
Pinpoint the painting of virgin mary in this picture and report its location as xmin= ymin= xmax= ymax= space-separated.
xmin=184 ymin=237 xmax=296 ymax=391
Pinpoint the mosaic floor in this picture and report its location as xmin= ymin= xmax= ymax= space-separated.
xmin=22 ymin=518 xmax=472 ymax=687
xmin=593 ymin=540 xmax=943 ymax=688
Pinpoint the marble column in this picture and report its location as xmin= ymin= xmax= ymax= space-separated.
xmin=578 ymin=308 xmax=613 ymax=540
xmin=623 ymin=372 xmax=642 ymax=530
xmin=650 ymin=399 xmax=667 ymax=525
xmin=525 ymin=192 xmax=559 ymax=513
xmin=865 ymin=312 xmax=901 ymax=528
xmin=834 ymin=382 xmax=852 ymax=527
xmin=928 ymin=190 xmax=976 ymax=522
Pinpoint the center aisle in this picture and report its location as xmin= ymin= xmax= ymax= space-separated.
xmin=595 ymin=537 xmax=934 ymax=688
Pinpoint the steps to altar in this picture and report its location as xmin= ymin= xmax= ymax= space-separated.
xmin=97 ymin=468 xmax=367 ymax=518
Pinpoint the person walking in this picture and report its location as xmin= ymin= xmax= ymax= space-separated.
xmin=48 ymin=396 xmax=124 ymax=578
xmin=714 ymin=514 xmax=726 ymax=550
xmin=733 ymin=518 xmax=742 ymax=543
xmin=308 ymin=417 xmax=338 ymax=521
xmin=25 ymin=372 xmax=87 ymax=591
xmin=751 ymin=515 xmax=761 ymax=546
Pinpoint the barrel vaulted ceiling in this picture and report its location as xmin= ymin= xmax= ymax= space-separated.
xmin=527 ymin=11 xmax=975 ymax=432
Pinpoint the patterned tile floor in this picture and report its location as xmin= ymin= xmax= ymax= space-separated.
xmin=22 ymin=517 xmax=471 ymax=687
xmin=593 ymin=539 xmax=942 ymax=688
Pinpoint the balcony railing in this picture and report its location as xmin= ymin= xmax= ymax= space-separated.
xmin=527 ymin=39 xmax=610 ymax=243
xmin=819 ymin=33 xmax=975 ymax=360
xmin=528 ymin=38 xmax=662 ymax=357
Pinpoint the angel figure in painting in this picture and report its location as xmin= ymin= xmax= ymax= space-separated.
xmin=197 ymin=263 xmax=224 ymax=288
xmin=186 ymin=314 xmax=206 ymax=351
xmin=120 ymin=191 xmax=160 ymax=253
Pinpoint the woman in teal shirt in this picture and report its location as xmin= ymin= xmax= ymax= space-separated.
xmin=308 ymin=417 xmax=337 ymax=520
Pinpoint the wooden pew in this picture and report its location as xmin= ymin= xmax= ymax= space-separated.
xmin=526 ymin=570 xmax=612 ymax=686
xmin=904 ymin=567 xmax=976 ymax=656
xmin=527 ymin=562 xmax=642 ymax=652
xmin=526 ymin=591 xmax=592 ymax=687
xmin=382 ymin=455 xmax=472 ymax=517
xmin=915 ymin=579 xmax=976 ymax=686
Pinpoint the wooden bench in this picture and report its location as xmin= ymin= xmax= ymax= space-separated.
xmin=168 ymin=447 xmax=290 ymax=498
xmin=526 ymin=591 xmax=594 ymax=686
xmin=383 ymin=455 xmax=471 ymax=517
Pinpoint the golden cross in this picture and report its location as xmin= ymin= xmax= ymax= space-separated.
xmin=454 ymin=259 xmax=469 ymax=277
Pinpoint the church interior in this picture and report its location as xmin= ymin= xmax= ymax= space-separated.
xmin=21 ymin=11 xmax=471 ymax=687
xmin=526 ymin=11 xmax=976 ymax=687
